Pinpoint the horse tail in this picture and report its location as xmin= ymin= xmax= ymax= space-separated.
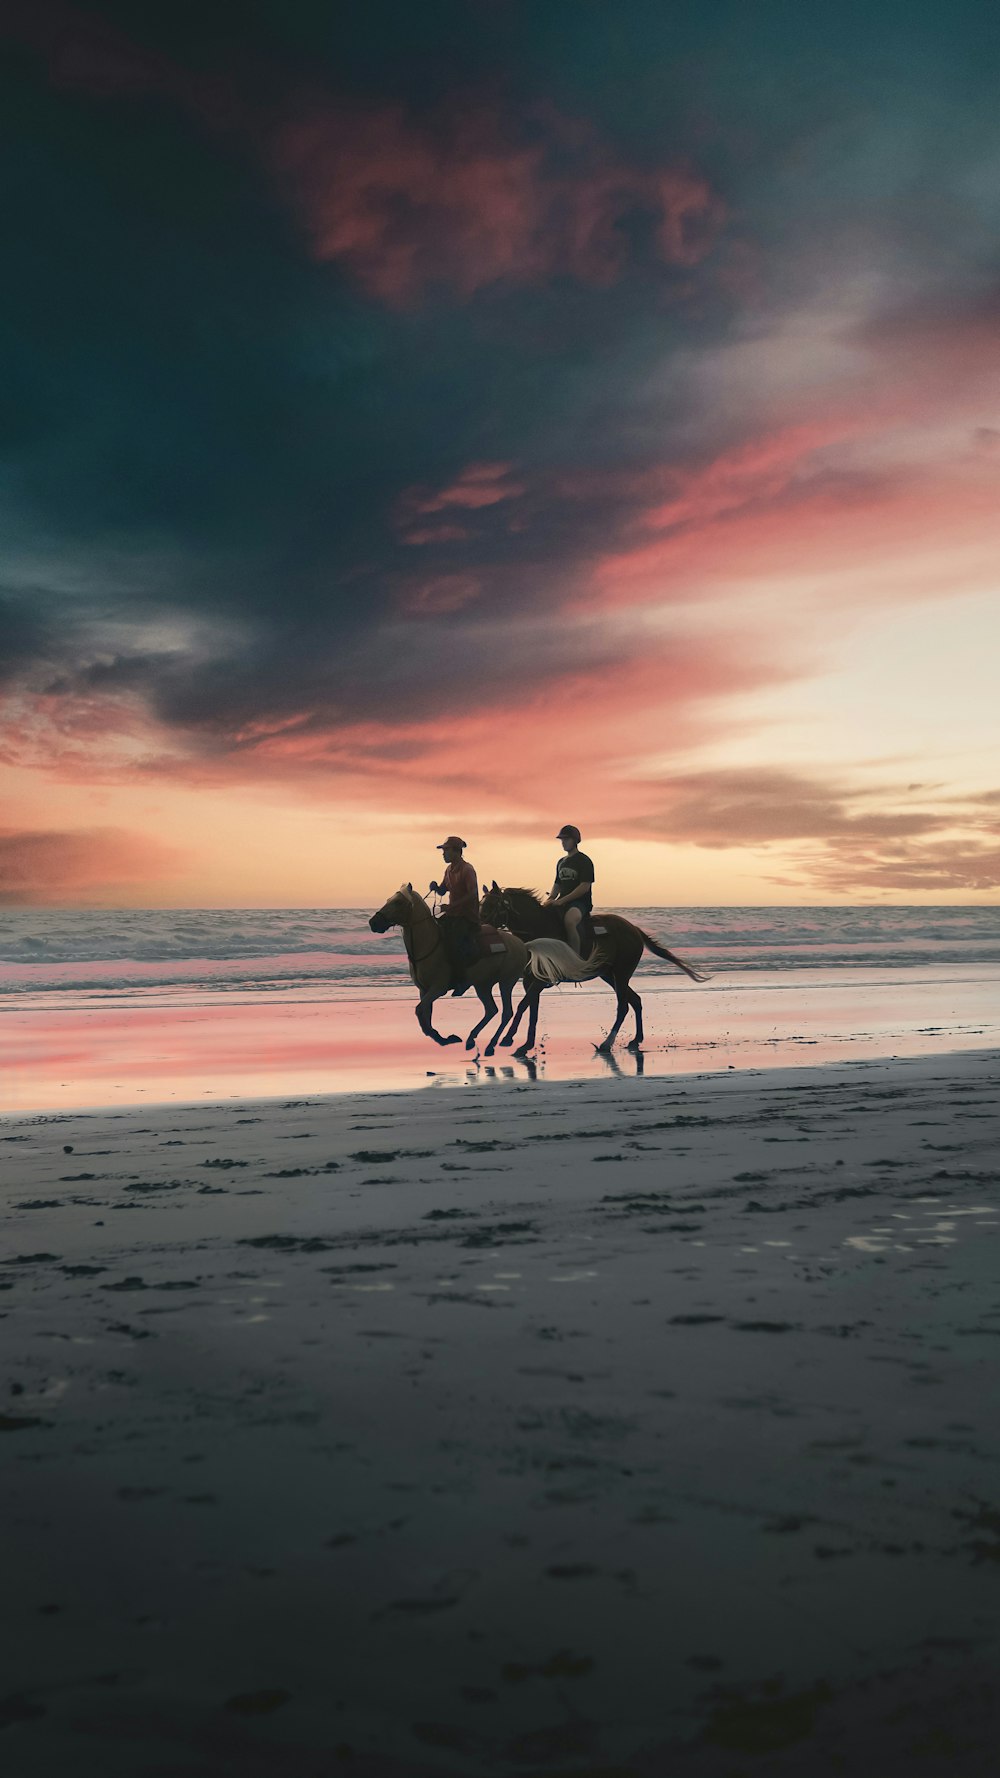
xmin=638 ymin=930 xmax=711 ymax=983
xmin=525 ymin=938 xmax=606 ymax=986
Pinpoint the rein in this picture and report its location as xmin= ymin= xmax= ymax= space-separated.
xmin=490 ymin=890 xmax=544 ymax=936
xmin=400 ymin=901 xmax=444 ymax=971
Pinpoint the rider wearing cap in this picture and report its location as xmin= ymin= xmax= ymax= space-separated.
xmin=429 ymin=836 xmax=481 ymax=989
xmin=546 ymin=825 xmax=595 ymax=955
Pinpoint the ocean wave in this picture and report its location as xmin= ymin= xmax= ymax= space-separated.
xmin=0 ymin=905 xmax=997 ymax=995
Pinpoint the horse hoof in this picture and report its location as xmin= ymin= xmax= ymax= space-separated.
xmin=627 ymin=1040 xmax=644 ymax=1053
xmin=595 ymin=1041 xmax=612 ymax=1055
xmin=442 ymin=1033 xmax=462 ymax=1045
xmin=513 ymin=1045 xmax=533 ymax=1060
xmin=499 ymin=1037 xmax=514 ymax=1048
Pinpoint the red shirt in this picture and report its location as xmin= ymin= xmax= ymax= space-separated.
xmin=441 ymin=859 xmax=479 ymax=920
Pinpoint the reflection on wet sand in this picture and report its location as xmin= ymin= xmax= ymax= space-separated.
xmin=2 ymin=962 xmax=997 ymax=1113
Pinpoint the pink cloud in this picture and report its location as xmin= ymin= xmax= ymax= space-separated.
xmin=637 ymin=420 xmax=861 ymax=535
xmin=270 ymin=104 xmax=726 ymax=303
xmin=407 ymin=462 xmax=525 ymax=516
xmin=395 ymin=574 xmax=483 ymax=616
xmin=587 ymin=403 xmax=1000 ymax=609
xmin=400 ymin=523 xmax=472 ymax=546
xmin=173 ymin=626 xmax=791 ymax=821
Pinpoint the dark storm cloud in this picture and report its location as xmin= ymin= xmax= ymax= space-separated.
xmin=0 ymin=592 xmax=54 ymax=687
xmin=1 ymin=1 xmax=998 ymax=762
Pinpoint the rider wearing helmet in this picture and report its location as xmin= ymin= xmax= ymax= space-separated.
xmin=546 ymin=824 xmax=595 ymax=955
xmin=429 ymin=835 xmax=480 ymax=990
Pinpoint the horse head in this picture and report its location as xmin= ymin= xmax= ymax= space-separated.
xmin=369 ymin=883 xmax=417 ymax=933
xmin=480 ymin=879 xmax=510 ymax=928
xmin=481 ymin=884 xmax=544 ymax=933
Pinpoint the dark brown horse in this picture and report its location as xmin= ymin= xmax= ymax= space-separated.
xmin=479 ymin=883 xmax=709 ymax=1056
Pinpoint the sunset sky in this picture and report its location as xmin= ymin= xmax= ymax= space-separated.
xmin=1 ymin=0 xmax=998 ymax=907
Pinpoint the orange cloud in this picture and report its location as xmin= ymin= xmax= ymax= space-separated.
xmin=791 ymin=843 xmax=1000 ymax=895
xmin=0 ymin=826 xmax=185 ymax=905
xmin=615 ymin=767 xmax=1000 ymax=893
xmin=621 ymin=767 xmax=948 ymax=847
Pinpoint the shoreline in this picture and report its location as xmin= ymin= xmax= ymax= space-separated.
xmin=3 ymin=960 xmax=997 ymax=1115
xmin=3 ymin=1045 xmax=999 ymax=1773
xmin=4 ymin=1039 xmax=998 ymax=1126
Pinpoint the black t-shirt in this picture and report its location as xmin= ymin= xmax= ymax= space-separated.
xmin=553 ymin=850 xmax=595 ymax=911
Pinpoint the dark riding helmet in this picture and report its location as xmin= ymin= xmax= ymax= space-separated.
xmin=556 ymin=824 xmax=581 ymax=843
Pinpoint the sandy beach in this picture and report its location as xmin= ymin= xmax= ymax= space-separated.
xmin=3 ymin=1046 xmax=999 ymax=1774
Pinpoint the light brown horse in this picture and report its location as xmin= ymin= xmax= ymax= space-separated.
xmin=480 ymin=883 xmax=709 ymax=1056
xmin=369 ymin=884 xmax=560 ymax=1050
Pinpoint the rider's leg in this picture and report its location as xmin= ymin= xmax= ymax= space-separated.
xmin=453 ymin=918 xmax=478 ymax=994
xmin=564 ymin=905 xmax=582 ymax=956
xmin=438 ymin=917 xmax=465 ymax=991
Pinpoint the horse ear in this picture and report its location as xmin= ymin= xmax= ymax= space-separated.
xmin=492 ymin=878 xmax=498 ymax=891
xmin=406 ymin=881 xmax=412 ymax=892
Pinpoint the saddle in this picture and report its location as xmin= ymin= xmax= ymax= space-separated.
xmin=476 ymin=923 xmax=508 ymax=959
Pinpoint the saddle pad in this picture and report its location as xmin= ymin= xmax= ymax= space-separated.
xmin=593 ymin=924 xmax=607 ymax=935
xmin=477 ymin=923 xmax=507 ymax=959
xmin=489 ymin=942 xmax=506 ymax=954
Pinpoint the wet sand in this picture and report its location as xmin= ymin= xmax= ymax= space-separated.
xmin=2 ymin=1049 xmax=999 ymax=1775
xmin=3 ymin=959 xmax=997 ymax=1111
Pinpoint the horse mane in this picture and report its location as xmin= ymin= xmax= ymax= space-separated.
xmin=502 ymin=886 xmax=544 ymax=910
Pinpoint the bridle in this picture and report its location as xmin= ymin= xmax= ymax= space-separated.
xmin=393 ymin=897 xmax=444 ymax=970
xmin=482 ymin=889 xmax=513 ymax=931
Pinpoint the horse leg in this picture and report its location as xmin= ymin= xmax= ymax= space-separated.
xmin=466 ymin=987 xmax=497 ymax=1051
xmin=514 ymin=986 xmax=543 ymax=1058
xmin=622 ymin=942 xmax=645 ymax=1049
xmin=484 ymin=978 xmax=514 ymax=1057
xmin=596 ymin=972 xmax=630 ymax=1054
xmin=416 ymin=990 xmax=461 ymax=1046
xmin=626 ymin=986 xmax=644 ymax=1050
xmin=500 ymin=985 xmax=532 ymax=1047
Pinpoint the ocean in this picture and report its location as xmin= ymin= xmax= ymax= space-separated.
xmin=1 ymin=906 xmax=997 ymax=1112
